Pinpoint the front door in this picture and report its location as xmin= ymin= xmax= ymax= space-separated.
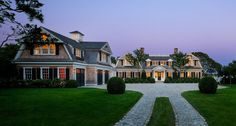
xmin=158 ymin=72 xmax=161 ymax=80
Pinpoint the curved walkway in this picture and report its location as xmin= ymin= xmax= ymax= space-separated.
xmin=95 ymin=84 xmax=214 ymax=126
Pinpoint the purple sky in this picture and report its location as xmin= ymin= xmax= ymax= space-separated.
xmin=2 ymin=0 xmax=236 ymax=65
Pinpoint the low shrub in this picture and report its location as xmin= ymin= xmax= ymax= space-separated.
xmin=199 ymin=76 xmax=218 ymax=94
xmin=50 ymin=79 xmax=66 ymax=88
xmin=0 ymin=79 xmax=78 ymax=88
xmin=65 ymin=80 xmax=78 ymax=88
xmin=164 ymin=77 xmax=200 ymax=83
xmin=31 ymin=80 xmax=51 ymax=88
xmin=147 ymin=77 xmax=155 ymax=83
xmin=107 ymin=77 xmax=125 ymax=94
xmin=124 ymin=77 xmax=156 ymax=83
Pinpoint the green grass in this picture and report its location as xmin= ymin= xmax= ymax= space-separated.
xmin=0 ymin=88 xmax=142 ymax=126
xmin=182 ymin=86 xmax=236 ymax=126
xmin=147 ymin=97 xmax=175 ymax=126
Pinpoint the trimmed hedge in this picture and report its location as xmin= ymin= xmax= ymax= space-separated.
xmin=107 ymin=77 xmax=125 ymax=94
xmin=199 ymin=76 xmax=218 ymax=94
xmin=125 ymin=77 xmax=156 ymax=83
xmin=0 ymin=79 xmax=78 ymax=88
xmin=164 ymin=77 xmax=200 ymax=83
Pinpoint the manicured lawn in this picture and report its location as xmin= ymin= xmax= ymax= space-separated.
xmin=182 ymin=86 xmax=236 ymax=126
xmin=147 ymin=97 xmax=175 ymax=126
xmin=0 ymin=88 xmax=142 ymax=126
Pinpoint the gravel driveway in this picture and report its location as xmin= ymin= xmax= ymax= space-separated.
xmin=94 ymin=83 xmax=212 ymax=126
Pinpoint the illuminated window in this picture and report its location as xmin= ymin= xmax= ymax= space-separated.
xmin=180 ymin=72 xmax=184 ymax=78
xmin=146 ymin=72 xmax=151 ymax=77
xmin=42 ymin=68 xmax=49 ymax=79
xmin=42 ymin=34 xmax=48 ymax=41
xmin=58 ymin=68 xmax=66 ymax=79
xmin=34 ymin=44 xmax=56 ymax=55
xmin=24 ymin=68 xmax=32 ymax=80
xmin=146 ymin=62 xmax=150 ymax=67
xmin=187 ymin=72 xmax=191 ymax=78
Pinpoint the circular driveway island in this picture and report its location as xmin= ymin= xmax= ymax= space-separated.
xmin=94 ymin=83 xmax=212 ymax=126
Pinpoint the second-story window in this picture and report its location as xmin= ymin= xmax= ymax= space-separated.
xmin=34 ymin=44 xmax=56 ymax=55
xmin=75 ymin=48 xmax=81 ymax=58
xmin=121 ymin=60 xmax=124 ymax=66
xmin=194 ymin=60 xmax=197 ymax=66
xmin=100 ymin=52 xmax=108 ymax=62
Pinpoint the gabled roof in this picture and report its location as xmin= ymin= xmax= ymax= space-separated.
xmin=41 ymin=27 xmax=82 ymax=48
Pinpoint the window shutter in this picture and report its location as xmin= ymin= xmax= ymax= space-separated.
xmin=150 ymin=61 xmax=152 ymax=66
xmin=32 ymin=68 xmax=36 ymax=80
xmin=36 ymin=68 xmax=41 ymax=79
xmin=66 ymin=68 xmax=70 ymax=80
xmin=56 ymin=44 xmax=59 ymax=55
xmin=19 ymin=68 xmax=23 ymax=80
xmin=54 ymin=68 xmax=58 ymax=79
xmin=81 ymin=50 xmax=83 ymax=59
xmin=74 ymin=48 xmax=76 ymax=55
xmin=99 ymin=51 xmax=102 ymax=61
xmin=49 ymin=68 xmax=53 ymax=80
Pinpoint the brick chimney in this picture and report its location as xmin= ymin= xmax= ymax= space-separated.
xmin=70 ymin=31 xmax=84 ymax=42
xmin=174 ymin=48 xmax=179 ymax=54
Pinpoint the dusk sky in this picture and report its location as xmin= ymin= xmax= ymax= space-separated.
xmin=4 ymin=0 xmax=236 ymax=65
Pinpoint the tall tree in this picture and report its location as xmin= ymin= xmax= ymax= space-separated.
xmin=170 ymin=51 xmax=189 ymax=77
xmin=111 ymin=56 xmax=117 ymax=64
xmin=125 ymin=48 xmax=148 ymax=69
xmin=0 ymin=43 xmax=19 ymax=79
xmin=0 ymin=0 xmax=44 ymax=47
xmin=192 ymin=52 xmax=222 ymax=73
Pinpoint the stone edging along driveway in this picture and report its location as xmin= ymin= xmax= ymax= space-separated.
xmin=94 ymin=83 xmax=213 ymax=126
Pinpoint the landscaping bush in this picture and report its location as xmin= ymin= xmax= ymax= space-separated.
xmin=65 ymin=80 xmax=78 ymax=88
xmin=164 ymin=77 xmax=200 ymax=83
xmin=147 ymin=77 xmax=155 ymax=83
xmin=31 ymin=80 xmax=51 ymax=88
xmin=124 ymin=77 xmax=155 ymax=83
xmin=107 ymin=77 xmax=125 ymax=94
xmin=50 ymin=79 xmax=66 ymax=88
xmin=199 ymin=76 xmax=218 ymax=94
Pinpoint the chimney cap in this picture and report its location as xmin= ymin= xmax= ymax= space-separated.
xmin=70 ymin=31 xmax=84 ymax=36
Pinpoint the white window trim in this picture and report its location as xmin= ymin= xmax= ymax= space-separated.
xmin=23 ymin=67 xmax=32 ymax=80
xmin=40 ymin=67 xmax=49 ymax=79
xmin=57 ymin=67 xmax=66 ymax=79
xmin=34 ymin=44 xmax=56 ymax=56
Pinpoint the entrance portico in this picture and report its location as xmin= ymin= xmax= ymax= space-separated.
xmin=152 ymin=66 xmax=166 ymax=81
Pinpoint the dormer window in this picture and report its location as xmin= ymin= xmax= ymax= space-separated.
xmin=194 ymin=60 xmax=197 ymax=66
xmin=34 ymin=44 xmax=56 ymax=55
xmin=75 ymin=48 xmax=81 ymax=58
xmin=121 ymin=60 xmax=124 ymax=66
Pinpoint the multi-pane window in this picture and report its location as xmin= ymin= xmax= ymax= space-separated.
xmin=25 ymin=68 xmax=32 ymax=80
xmin=58 ymin=68 xmax=66 ymax=79
xmin=34 ymin=44 xmax=56 ymax=55
xmin=42 ymin=68 xmax=49 ymax=79
xmin=75 ymin=48 xmax=81 ymax=58
xmin=101 ymin=52 xmax=107 ymax=62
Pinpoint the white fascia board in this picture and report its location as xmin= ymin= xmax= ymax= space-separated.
xmin=14 ymin=44 xmax=25 ymax=61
